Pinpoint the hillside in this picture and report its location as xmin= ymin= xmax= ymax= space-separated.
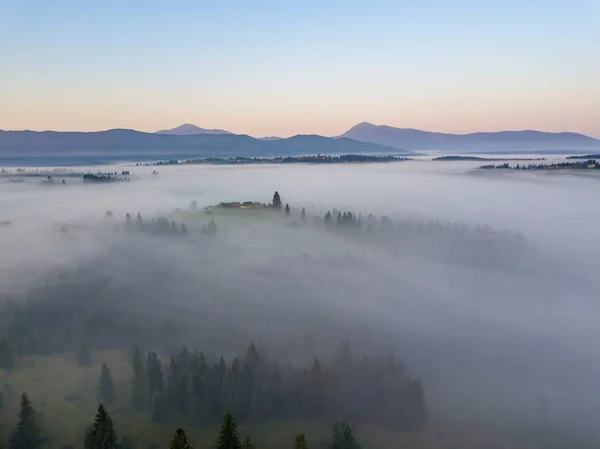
xmin=0 ymin=129 xmax=409 ymax=164
xmin=340 ymin=122 xmax=600 ymax=152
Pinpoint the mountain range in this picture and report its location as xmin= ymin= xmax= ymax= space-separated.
xmin=0 ymin=129 xmax=407 ymax=164
xmin=1 ymin=123 xmax=598 ymax=164
xmin=340 ymin=122 xmax=600 ymax=152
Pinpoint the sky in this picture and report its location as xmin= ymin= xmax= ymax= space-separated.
xmin=0 ymin=0 xmax=599 ymax=138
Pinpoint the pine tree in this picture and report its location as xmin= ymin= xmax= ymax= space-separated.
xmin=98 ymin=363 xmax=116 ymax=405
xmin=215 ymin=412 xmax=241 ymax=449
xmin=272 ymin=192 xmax=282 ymax=210
xmin=146 ymin=351 xmax=164 ymax=398
xmin=285 ymin=204 xmax=290 ymax=217
xmin=241 ymin=437 xmax=254 ymax=449
xmin=10 ymin=393 xmax=41 ymax=449
xmin=301 ymin=207 xmax=306 ymax=222
xmin=169 ymin=428 xmax=193 ymax=449
xmin=131 ymin=347 xmax=148 ymax=410
xmin=294 ymin=433 xmax=309 ymax=449
xmin=84 ymin=404 xmax=118 ymax=449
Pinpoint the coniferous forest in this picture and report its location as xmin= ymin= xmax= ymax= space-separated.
xmin=0 ymin=188 xmax=597 ymax=449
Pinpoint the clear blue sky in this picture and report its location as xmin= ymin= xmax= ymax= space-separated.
xmin=1 ymin=0 xmax=599 ymax=137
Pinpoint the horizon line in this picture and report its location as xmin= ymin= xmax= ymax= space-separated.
xmin=1 ymin=124 xmax=598 ymax=141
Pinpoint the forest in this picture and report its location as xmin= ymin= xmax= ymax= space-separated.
xmin=0 ymin=188 xmax=597 ymax=449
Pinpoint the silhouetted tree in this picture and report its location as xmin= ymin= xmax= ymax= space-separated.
xmin=215 ymin=412 xmax=241 ymax=449
xmin=84 ymin=404 xmax=118 ymax=449
xmin=10 ymin=393 xmax=41 ymax=449
xmin=294 ymin=433 xmax=309 ymax=449
xmin=169 ymin=429 xmax=192 ymax=449
xmin=272 ymin=192 xmax=282 ymax=210
xmin=285 ymin=204 xmax=290 ymax=217
xmin=98 ymin=363 xmax=116 ymax=405
xmin=301 ymin=207 xmax=306 ymax=222
xmin=131 ymin=348 xmax=148 ymax=410
xmin=146 ymin=351 xmax=164 ymax=398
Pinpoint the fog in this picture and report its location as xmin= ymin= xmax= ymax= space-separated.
xmin=1 ymin=160 xmax=600 ymax=446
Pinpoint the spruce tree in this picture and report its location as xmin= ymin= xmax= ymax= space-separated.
xmin=131 ymin=348 xmax=148 ymax=410
xmin=146 ymin=351 xmax=164 ymax=397
xmin=215 ymin=412 xmax=241 ymax=449
xmin=272 ymin=192 xmax=282 ymax=210
xmin=84 ymin=404 xmax=118 ymax=449
xmin=10 ymin=393 xmax=41 ymax=449
xmin=294 ymin=433 xmax=309 ymax=449
xmin=301 ymin=207 xmax=306 ymax=222
xmin=98 ymin=363 xmax=116 ymax=405
xmin=241 ymin=437 xmax=254 ymax=449
xmin=169 ymin=428 xmax=192 ymax=449
xmin=285 ymin=204 xmax=290 ymax=217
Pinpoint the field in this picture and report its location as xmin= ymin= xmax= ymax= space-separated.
xmin=1 ymin=351 xmax=590 ymax=449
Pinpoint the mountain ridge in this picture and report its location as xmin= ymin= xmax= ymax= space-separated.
xmin=340 ymin=122 xmax=600 ymax=151
xmin=0 ymin=129 xmax=410 ymax=163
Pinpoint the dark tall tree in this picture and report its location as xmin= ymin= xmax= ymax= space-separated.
xmin=131 ymin=348 xmax=148 ymax=410
xmin=84 ymin=404 xmax=118 ymax=449
xmin=98 ymin=363 xmax=116 ymax=405
xmin=294 ymin=433 xmax=309 ymax=449
xmin=285 ymin=204 xmax=290 ymax=217
xmin=301 ymin=207 xmax=306 ymax=222
xmin=146 ymin=351 xmax=164 ymax=398
xmin=10 ymin=393 xmax=41 ymax=449
xmin=272 ymin=192 xmax=282 ymax=210
xmin=169 ymin=428 xmax=192 ymax=449
xmin=215 ymin=412 xmax=241 ymax=449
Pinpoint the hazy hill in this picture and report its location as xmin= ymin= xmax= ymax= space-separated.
xmin=0 ymin=129 xmax=409 ymax=164
xmin=340 ymin=122 xmax=600 ymax=152
xmin=155 ymin=123 xmax=233 ymax=135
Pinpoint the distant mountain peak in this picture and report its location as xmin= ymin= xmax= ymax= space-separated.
xmin=349 ymin=122 xmax=377 ymax=130
xmin=156 ymin=123 xmax=233 ymax=136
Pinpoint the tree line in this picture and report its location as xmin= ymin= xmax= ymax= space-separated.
xmin=9 ymin=393 xmax=362 ymax=449
xmin=93 ymin=341 xmax=426 ymax=431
